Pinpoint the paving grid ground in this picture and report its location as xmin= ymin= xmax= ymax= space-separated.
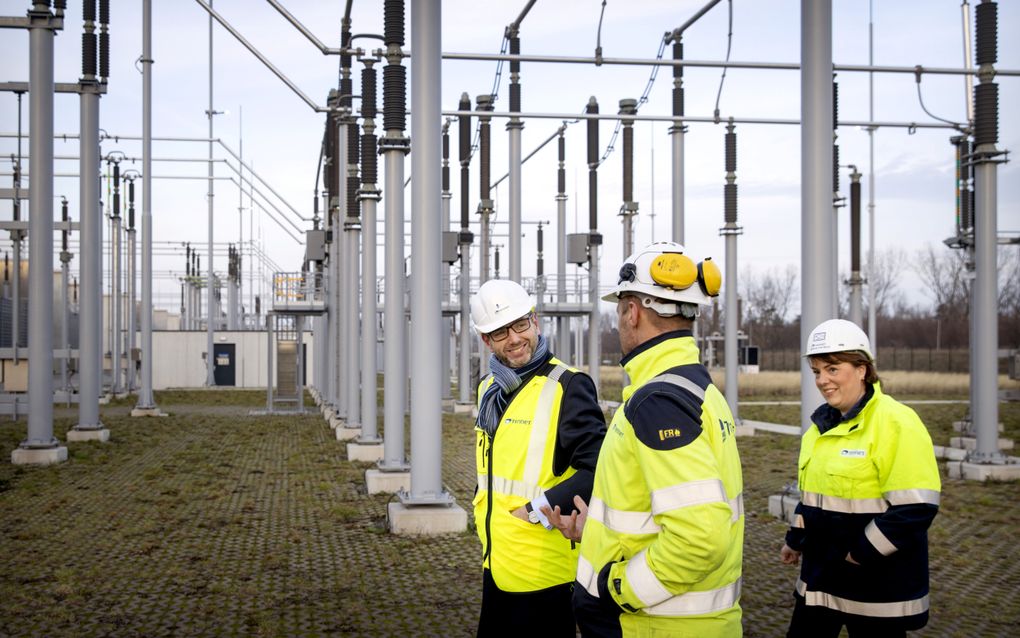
xmin=0 ymin=390 xmax=1016 ymax=637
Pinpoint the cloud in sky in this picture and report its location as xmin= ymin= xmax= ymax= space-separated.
xmin=0 ymin=0 xmax=1016 ymax=315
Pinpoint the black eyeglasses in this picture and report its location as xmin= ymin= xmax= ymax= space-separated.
xmin=488 ymin=314 xmax=533 ymax=342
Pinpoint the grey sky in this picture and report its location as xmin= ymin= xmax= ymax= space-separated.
xmin=1 ymin=0 xmax=1016 ymax=315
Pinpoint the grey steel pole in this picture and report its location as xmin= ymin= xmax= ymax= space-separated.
xmin=344 ymin=119 xmax=361 ymax=430
xmin=335 ymin=116 xmax=349 ymax=420
xmin=379 ymin=0 xmax=409 ymax=469
xmin=206 ymin=0 xmax=216 ymax=386
xmin=59 ymin=199 xmax=70 ymax=395
xmin=970 ymin=0 xmax=1002 ymax=463
xmin=359 ymin=60 xmax=380 ymax=441
xmin=24 ymin=2 xmax=57 ymax=448
xmin=360 ymin=194 xmax=379 ymax=440
xmin=556 ymin=129 xmax=569 ymax=360
xmin=110 ymin=167 xmax=122 ymax=394
xmin=382 ymin=146 xmax=407 ymax=468
xmin=848 ymin=169 xmax=864 ymax=326
xmin=456 ymin=94 xmax=473 ymax=405
xmin=76 ymin=43 xmax=103 ymax=429
xmin=722 ymin=121 xmax=741 ymax=421
xmin=458 ymin=242 xmax=472 ymax=404
xmin=441 ymin=121 xmax=452 ymax=400
xmin=407 ymin=0 xmax=448 ymax=502
xmin=670 ymin=40 xmax=686 ymax=244
xmin=266 ymin=313 xmax=273 ymax=410
xmin=799 ymin=0 xmax=835 ymax=432
xmin=508 ymin=104 xmax=522 ymax=283
xmin=127 ymin=223 xmax=136 ymax=391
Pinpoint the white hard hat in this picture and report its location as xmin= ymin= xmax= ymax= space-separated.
xmin=471 ymin=279 xmax=535 ymax=334
xmin=804 ymin=319 xmax=873 ymax=361
xmin=602 ymin=241 xmax=721 ymax=307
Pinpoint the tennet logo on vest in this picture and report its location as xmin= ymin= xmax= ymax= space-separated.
xmin=840 ymin=449 xmax=866 ymax=458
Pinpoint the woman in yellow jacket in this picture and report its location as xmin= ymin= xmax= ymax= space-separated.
xmin=780 ymin=319 xmax=941 ymax=637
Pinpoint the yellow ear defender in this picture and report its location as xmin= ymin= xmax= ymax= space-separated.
xmin=697 ymin=257 xmax=722 ymax=297
xmin=649 ymin=253 xmax=698 ymax=289
xmin=648 ymin=252 xmax=721 ymax=297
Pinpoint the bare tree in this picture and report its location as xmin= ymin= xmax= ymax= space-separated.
xmin=913 ymin=244 xmax=970 ymax=315
xmin=740 ymin=265 xmax=799 ymax=349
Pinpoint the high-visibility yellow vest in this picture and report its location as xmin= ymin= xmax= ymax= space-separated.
xmin=577 ymin=332 xmax=744 ymax=637
xmin=474 ymin=358 xmax=580 ymax=592
xmin=793 ymin=382 xmax=940 ymax=619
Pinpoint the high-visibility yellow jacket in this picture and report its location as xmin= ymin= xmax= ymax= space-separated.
xmin=786 ymin=382 xmax=940 ymax=629
xmin=577 ymin=330 xmax=744 ymax=637
xmin=474 ymin=354 xmax=605 ymax=592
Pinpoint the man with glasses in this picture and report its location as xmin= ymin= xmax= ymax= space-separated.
xmin=470 ymin=279 xmax=606 ymax=637
xmin=543 ymin=241 xmax=744 ymax=637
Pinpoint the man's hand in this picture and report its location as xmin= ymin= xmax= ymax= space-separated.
xmin=779 ymin=543 xmax=801 ymax=565
xmin=540 ymin=495 xmax=588 ymax=543
xmin=510 ymin=506 xmax=530 ymax=522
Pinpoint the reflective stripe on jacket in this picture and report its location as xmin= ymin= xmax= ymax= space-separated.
xmin=787 ymin=381 xmax=940 ymax=625
xmin=474 ymin=357 xmax=585 ymax=592
xmin=578 ymin=330 xmax=744 ymax=636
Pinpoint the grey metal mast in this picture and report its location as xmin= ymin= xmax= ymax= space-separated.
xmin=109 ymin=160 xmax=122 ymax=394
xmin=404 ymin=0 xmax=452 ymax=505
xmin=969 ymin=0 xmax=1004 ymax=463
xmin=799 ymin=0 xmax=835 ymax=431
xmin=585 ymin=97 xmax=601 ymax=392
xmin=555 ymin=128 xmax=569 ymax=360
xmin=619 ymin=99 xmax=638 ymax=260
xmin=59 ymin=198 xmax=71 ymax=396
xmin=358 ymin=57 xmax=381 ymax=444
xmin=73 ymin=0 xmax=108 ymax=434
xmin=125 ymin=176 xmax=137 ymax=391
xmin=205 ymin=0 xmax=216 ymax=386
xmin=847 ymin=168 xmax=864 ymax=326
xmin=379 ymin=0 xmax=410 ymax=473
xmin=133 ymin=0 xmax=157 ymax=410
xmin=721 ymin=120 xmax=741 ymax=421
xmin=456 ymin=93 xmax=473 ymax=407
xmin=15 ymin=0 xmax=64 ymax=463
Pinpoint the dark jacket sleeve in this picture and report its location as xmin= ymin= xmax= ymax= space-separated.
xmin=785 ymin=502 xmax=807 ymax=551
xmin=544 ymin=371 xmax=606 ymax=513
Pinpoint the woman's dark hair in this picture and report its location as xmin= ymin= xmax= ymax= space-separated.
xmin=808 ymin=351 xmax=880 ymax=384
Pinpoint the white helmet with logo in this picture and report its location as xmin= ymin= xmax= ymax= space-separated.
xmin=602 ymin=241 xmax=722 ymax=309
xmin=804 ymin=319 xmax=873 ymax=361
xmin=471 ymin=279 xmax=535 ymax=334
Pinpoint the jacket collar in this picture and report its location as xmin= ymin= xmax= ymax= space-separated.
xmin=811 ymin=381 xmax=881 ymax=434
xmin=620 ymin=330 xmax=699 ymax=402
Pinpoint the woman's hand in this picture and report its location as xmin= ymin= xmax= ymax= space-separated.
xmin=540 ymin=495 xmax=588 ymax=543
xmin=780 ymin=543 xmax=801 ymax=565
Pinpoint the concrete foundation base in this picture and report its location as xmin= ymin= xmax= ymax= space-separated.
xmin=130 ymin=407 xmax=168 ymax=417
xmin=953 ymin=420 xmax=1003 ymax=433
xmin=98 ymin=395 xmax=111 ymax=405
xmin=453 ymin=402 xmax=474 ymax=414
xmin=347 ymin=442 xmax=384 ymax=462
xmin=328 ymin=415 xmax=346 ymax=429
xmin=11 ymin=446 xmax=68 ymax=465
xmin=933 ymin=445 xmax=968 ymax=461
xmin=741 ymin=420 xmax=800 ymax=436
xmin=947 ymin=459 xmax=1020 ymax=481
xmin=949 ymin=436 xmax=1013 ymax=451
xmin=66 ymin=428 xmax=111 ymax=442
xmin=387 ymin=501 xmax=467 ymax=536
xmin=735 ymin=424 xmax=756 ymax=437
xmin=366 ymin=469 xmax=410 ymax=494
xmin=335 ymin=426 xmax=360 ymax=441
xmin=768 ymin=494 xmax=799 ymax=526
